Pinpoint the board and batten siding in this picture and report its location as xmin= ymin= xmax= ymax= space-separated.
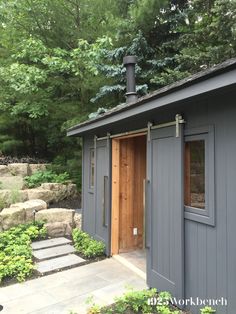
xmin=82 ymin=137 xmax=95 ymax=236
xmin=82 ymin=137 xmax=111 ymax=253
xmin=81 ymin=87 xmax=236 ymax=313
xmin=183 ymin=91 xmax=236 ymax=314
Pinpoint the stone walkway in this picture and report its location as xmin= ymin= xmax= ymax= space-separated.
xmin=32 ymin=237 xmax=85 ymax=274
xmin=0 ymin=258 xmax=147 ymax=314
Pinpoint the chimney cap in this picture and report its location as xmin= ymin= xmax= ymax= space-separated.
xmin=123 ymin=55 xmax=137 ymax=66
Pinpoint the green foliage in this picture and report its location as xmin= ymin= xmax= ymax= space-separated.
xmin=72 ymin=229 xmax=105 ymax=258
xmin=88 ymin=288 xmax=180 ymax=314
xmin=0 ymin=221 xmax=47 ymax=283
xmin=24 ymin=170 xmax=70 ymax=188
xmin=0 ymin=0 xmax=235 ymax=188
xmin=200 ymin=306 xmax=216 ymax=314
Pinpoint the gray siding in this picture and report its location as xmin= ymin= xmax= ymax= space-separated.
xmin=183 ymin=93 xmax=236 ymax=314
xmin=81 ymin=87 xmax=236 ymax=313
xmin=82 ymin=137 xmax=111 ymax=254
xmin=82 ymin=138 xmax=95 ymax=235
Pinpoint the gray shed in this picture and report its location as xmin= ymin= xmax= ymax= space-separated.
xmin=67 ymin=57 xmax=236 ymax=314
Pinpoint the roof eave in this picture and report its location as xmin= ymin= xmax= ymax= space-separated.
xmin=67 ymin=63 xmax=236 ymax=137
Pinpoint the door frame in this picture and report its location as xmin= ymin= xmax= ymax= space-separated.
xmin=111 ymin=132 xmax=147 ymax=255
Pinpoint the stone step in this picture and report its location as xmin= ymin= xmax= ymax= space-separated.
xmin=36 ymin=254 xmax=85 ymax=274
xmin=32 ymin=237 xmax=72 ymax=251
xmin=33 ymin=244 xmax=75 ymax=261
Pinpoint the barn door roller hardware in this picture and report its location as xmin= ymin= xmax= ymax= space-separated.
xmin=150 ymin=114 xmax=185 ymax=137
xmin=94 ymin=114 xmax=185 ymax=141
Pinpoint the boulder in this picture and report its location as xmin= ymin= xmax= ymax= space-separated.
xmin=0 ymin=206 xmax=25 ymax=230
xmin=44 ymin=222 xmax=68 ymax=237
xmin=74 ymin=213 xmax=82 ymax=229
xmin=40 ymin=183 xmax=68 ymax=202
xmin=7 ymin=163 xmax=29 ymax=177
xmin=19 ymin=190 xmax=29 ymax=202
xmin=0 ymin=165 xmax=10 ymax=176
xmin=66 ymin=183 xmax=78 ymax=198
xmin=0 ymin=176 xmax=24 ymax=190
xmin=28 ymin=164 xmax=48 ymax=175
xmin=10 ymin=199 xmax=47 ymax=222
xmin=26 ymin=189 xmax=55 ymax=203
xmin=0 ymin=190 xmax=12 ymax=209
xmin=0 ymin=189 xmax=28 ymax=210
xmin=35 ymin=208 xmax=75 ymax=225
xmin=35 ymin=208 xmax=75 ymax=237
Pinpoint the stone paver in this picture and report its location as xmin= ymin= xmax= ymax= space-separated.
xmin=0 ymin=258 xmax=147 ymax=314
xmin=36 ymin=254 xmax=85 ymax=274
xmin=33 ymin=244 xmax=75 ymax=260
xmin=31 ymin=237 xmax=72 ymax=250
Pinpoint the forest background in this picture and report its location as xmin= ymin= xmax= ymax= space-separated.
xmin=0 ymin=0 xmax=235 ymax=187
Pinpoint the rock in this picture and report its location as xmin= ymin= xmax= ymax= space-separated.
xmin=0 ymin=165 xmax=10 ymax=176
xmin=40 ymin=183 xmax=68 ymax=202
xmin=0 ymin=176 xmax=24 ymax=190
xmin=0 ymin=189 xmax=28 ymax=210
xmin=7 ymin=163 xmax=29 ymax=177
xmin=28 ymin=164 xmax=48 ymax=175
xmin=67 ymin=184 xmax=78 ymax=198
xmin=35 ymin=208 xmax=75 ymax=224
xmin=19 ymin=190 xmax=29 ymax=202
xmin=0 ymin=206 xmax=25 ymax=230
xmin=74 ymin=213 xmax=82 ymax=229
xmin=35 ymin=208 xmax=75 ymax=237
xmin=0 ymin=190 xmax=12 ymax=209
xmin=26 ymin=189 xmax=55 ymax=203
xmin=44 ymin=222 xmax=67 ymax=237
xmin=10 ymin=199 xmax=47 ymax=222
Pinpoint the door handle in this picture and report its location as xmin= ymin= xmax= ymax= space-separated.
xmin=103 ymin=176 xmax=108 ymax=227
xmin=144 ymin=179 xmax=151 ymax=249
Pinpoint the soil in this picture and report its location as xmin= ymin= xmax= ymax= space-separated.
xmin=49 ymin=196 xmax=81 ymax=210
xmin=0 ymin=156 xmax=47 ymax=165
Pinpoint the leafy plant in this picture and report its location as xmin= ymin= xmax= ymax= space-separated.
xmin=200 ymin=306 xmax=216 ymax=313
xmin=87 ymin=288 xmax=180 ymax=314
xmin=72 ymin=229 xmax=105 ymax=258
xmin=24 ymin=170 xmax=70 ymax=188
xmin=0 ymin=221 xmax=47 ymax=283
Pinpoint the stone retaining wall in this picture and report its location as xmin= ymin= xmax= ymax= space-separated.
xmin=0 ymin=199 xmax=82 ymax=236
xmin=0 ymin=163 xmax=48 ymax=178
xmin=0 ymin=183 xmax=78 ymax=209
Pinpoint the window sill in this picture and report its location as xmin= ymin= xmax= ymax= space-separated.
xmin=184 ymin=206 xmax=215 ymax=226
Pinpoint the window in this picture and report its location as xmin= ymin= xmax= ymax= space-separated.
xmin=89 ymin=148 xmax=95 ymax=189
xmin=184 ymin=126 xmax=215 ymax=226
xmin=185 ymin=140 xmax=205 ymax=209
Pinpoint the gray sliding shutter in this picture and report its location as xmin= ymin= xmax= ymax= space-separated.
xmin=146 ymin=125 xmax=184 ymax=301
xmin=94 ymin=138 xmax=111 ymax=255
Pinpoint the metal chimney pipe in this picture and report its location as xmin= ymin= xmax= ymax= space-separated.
xmin=123 ymin=55 xmax=138 ymax=103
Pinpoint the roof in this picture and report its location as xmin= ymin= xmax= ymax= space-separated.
xmin=67 ymin=58 xmax=236 ymax=136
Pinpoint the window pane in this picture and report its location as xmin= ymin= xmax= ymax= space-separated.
xmin=185 ymin=140 xmax=205 ymax=209
xmin=90 ymin=149 xmax=95 ymax=188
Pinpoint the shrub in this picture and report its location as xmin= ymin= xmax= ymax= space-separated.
xmin=72 ymin=229 xmax=105 ymax=258
xmin=200 ymin=307 xmax=216 ymax=313
xmin=0 ymin=221 xmax=47 ymax=283
xmin=24 ymin=170 xmax=70 ymax=188
xmin=88 ymin=289 xmax=180 ymax=314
